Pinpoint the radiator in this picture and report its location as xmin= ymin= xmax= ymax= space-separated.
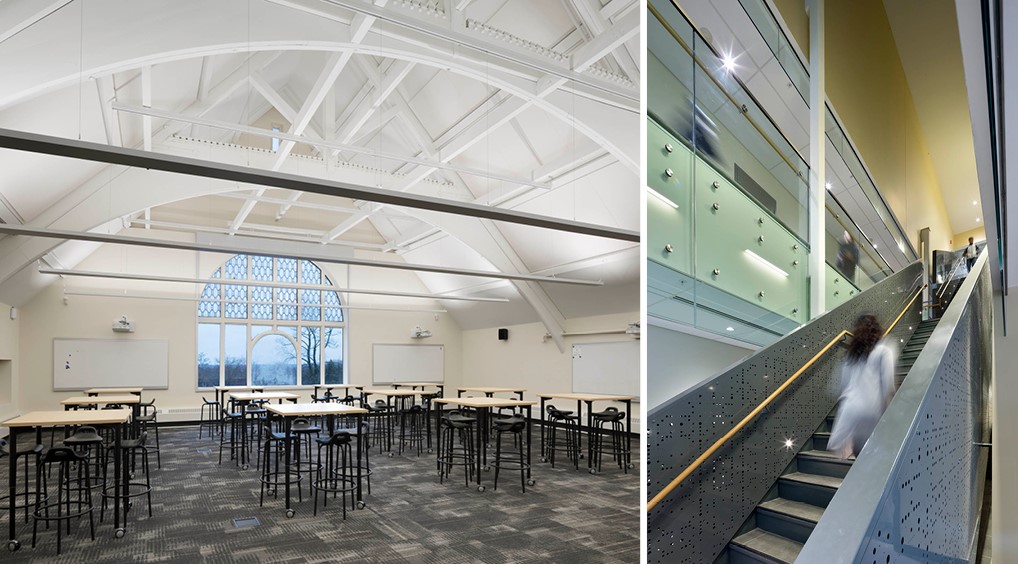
xmin=159 ymin=407 xmax=203 ymax=423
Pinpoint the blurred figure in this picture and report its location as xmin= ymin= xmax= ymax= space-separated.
xmin=963 ymin=236 xmax=977 ymax=272
xmin=827 ymin=314 xmax=897 ymax=459
xmin=836 ymin=231 xmax=859 ymax=283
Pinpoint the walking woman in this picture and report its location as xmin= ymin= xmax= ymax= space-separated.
xmin=827 ymin=314 xmax=898 ymax=459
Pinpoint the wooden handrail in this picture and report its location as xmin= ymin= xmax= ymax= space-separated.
xmin=647 ymin=285 xmax=926 ymax=512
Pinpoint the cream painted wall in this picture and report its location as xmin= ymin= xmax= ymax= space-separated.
xmin=647 ymin=324 xmax=754 ymax=411
xmin=459 ymin=312 xmax=640 ymax=429
xmin=770 ymin=0 xmax=809 ymax=60
xmin=13 ymin=230 xmax=463 ymax=415
xmin=0 ymin=301 xmax=19 ymax=423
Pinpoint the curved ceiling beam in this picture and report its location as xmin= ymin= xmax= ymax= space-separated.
xmin=0 ymin=2 xmax=637 ymax=171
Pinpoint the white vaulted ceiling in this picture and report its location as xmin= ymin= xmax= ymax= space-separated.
xmin=0 ymin=0 xmax=640 ymax=337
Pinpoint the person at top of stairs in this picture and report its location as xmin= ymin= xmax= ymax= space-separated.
xmin=827 ymin=314 xmax=898 ymax=459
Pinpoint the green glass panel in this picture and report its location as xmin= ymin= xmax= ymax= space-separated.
xmin=647 ymin=119 xmax=693 ymax=274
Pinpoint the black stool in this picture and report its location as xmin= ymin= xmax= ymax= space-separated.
xmin=398 ymin=404 xmax=427 ymax=457
xmin=137 ymin=400 xmax=161 ymax=468
xmin=591 ymin=407 xmax=629 ymax=474
xmin=364 ymin=399 xmax=391 ymax=455
xmin=0 ymin=438 xmax=45 ymax=525
xmin=218 ymin=400 xmax=245 ymax=466
xmin=101 ymin=432 xmax=153 ymax=524
xmin=544 ymin=405 xmax=580 ymax=470
xmin=259 ymin=421 xmax=302 ymax=507
xmin=32 ymin=447 xmax=95 ymax=554
xmin=198 ymin=396 xmax=220 ymax=440
xmin=438 ymin=412 xmax=477 ymax=488
xmin=62 ymin=426 xmax=105 ymax=492
xmin=289 ymin=417 xmax=322 ymax=496
xmin=313 ymin=432 xmax=355 ymax=518
xmin=492 ymin=418 xmax=533 ymax=492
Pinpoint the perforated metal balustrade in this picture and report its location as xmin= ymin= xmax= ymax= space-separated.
xmin=647 ymin=261 xmax=924 ymax=563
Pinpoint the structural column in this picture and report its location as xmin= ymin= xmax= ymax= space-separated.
xmin=807 ymin=0 xmax=826 ymax=319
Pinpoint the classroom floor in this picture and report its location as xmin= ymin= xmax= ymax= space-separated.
xmin=2 ymin=424 xmax=640 ymax=563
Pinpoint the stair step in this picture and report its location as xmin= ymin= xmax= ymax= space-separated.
xmin=811 ymin=432 xmax=829 ymax=450
xmin=758 ymin=498 xmax=825 ymax=525
xmin=777 ymin=472 xmax=842 ymax=507
xmin=796 ymin=450 xmax=853 ymax=478
xmin=730 ymin=528 xmax=803 ymax=563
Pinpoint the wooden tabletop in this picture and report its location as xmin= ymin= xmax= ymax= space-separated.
xmin=317 ymin=385 xmax=364 ymax=390
xmin=434 ymin=397 xmax=536 ymax=408
xmin=85 ymin=387 xmax=143 ymax=394
xmin=214 ymin=386 xmax=261 ymax=391
xmin=361 ymin=388 xmax=422 ymax=397
xmin=61 ymin=395 xmax=141 ymax=406
xmin=393 ymin=382 xmax=444 ymax=387
xmin=229 ymin=391 xmax=299 ymax=401
xmin=265 ymin=403 xmax=368 ymax=417
xmin=5 ymin=408 xmax=132 ymax=427
xmin=537 ymin=392 xmax=635 ymax=402
xmin=458 ymin=387 xmax=526 ymax=393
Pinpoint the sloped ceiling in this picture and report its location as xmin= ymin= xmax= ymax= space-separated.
xmin=0 ymin=0 xmax=640 ymax=336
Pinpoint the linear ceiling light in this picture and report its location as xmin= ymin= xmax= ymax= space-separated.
xmin=744 ymin=249 xmax=789 ymax=277
xmin=112 ymin=104 xmax=552 ymax=190
xmin=40 ymin=268 xmax=510 ymax=303
xmin=647 ymin=187 xmax=678 ymax=209
xmin=0 ymin=129 xmax=639 ymax=243
xmin=0 ymin=224 xmax=602 ymax=286
xmin=62 ymin=290 xmax=448 ymax=313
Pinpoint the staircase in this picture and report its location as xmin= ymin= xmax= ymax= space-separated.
xmin=722 ymin=317 xmax=942 ymax=563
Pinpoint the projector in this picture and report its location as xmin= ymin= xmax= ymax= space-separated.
xmin=112 ymin=316 xmax=135 ymax=333
xmin=411 ymin=326 xmax=432 ymax=339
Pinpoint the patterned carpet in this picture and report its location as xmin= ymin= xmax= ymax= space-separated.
xmin=1 ymin=423 xmax=639 ymax=563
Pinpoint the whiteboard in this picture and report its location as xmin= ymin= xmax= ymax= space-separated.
xmin=53 ymin=339 xmax=169 ymax=391
xmin=372 ymin=344 xmax=444 ymax=384
xmin=572 ymin=341 xmax=639 ymax=398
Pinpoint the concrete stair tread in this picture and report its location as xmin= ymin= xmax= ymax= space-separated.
xmin=731 ymin=528 xmax=803 ymax=563
xmin=758 ymin=498 xmax=825 ymax=524
xmin=798 ymin=449 xmax=852 ymax=462
xmin=780 ymin=472 xmax=844 ymax=489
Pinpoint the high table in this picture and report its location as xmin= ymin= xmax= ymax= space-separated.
xmin=85 ymin=388 xmax=143 ymax=397
xmin=432 ymin=397 xmax=536 ymax=492
xmin=457 ymin=387 xmax=525 ymax=400
xmin=311 ymin=384 xmax=363 ymax=401
xmin=226 ymin=391 xmax=299 ymax=469
xmin=212 ymin=386 xmax=264 ymax=414
xmin=360 ymin=388 xmax=429 ymax=453
xmin=61 ymin=395 xmax=142 ymax=435
xmin=391 ymin=382 xmax=445 ymax=397
xmin=537 ymin=393 xmax=635 ymax=473
xmin=263 ymin=402 xmax=368 ymax=518
xmin=4 ymin=409 xmax=132 ymax=552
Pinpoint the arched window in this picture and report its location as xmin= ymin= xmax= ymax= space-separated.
xmin=196 ymin=254 xmax=345 ymax=388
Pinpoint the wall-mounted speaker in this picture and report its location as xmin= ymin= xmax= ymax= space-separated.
xmin=497 ymin=328 xmax=509 ymax=341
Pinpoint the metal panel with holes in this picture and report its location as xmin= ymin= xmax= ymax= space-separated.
xmin=647 ymin=261 xmax=924 ymax=563
xmin=799 ymin=254 xmax=992 ymax=563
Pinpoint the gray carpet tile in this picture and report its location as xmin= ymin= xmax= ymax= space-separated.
xmin=0 ymin=424 xmax=639 ymax=562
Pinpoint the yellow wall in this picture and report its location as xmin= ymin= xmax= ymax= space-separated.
xmin=0 ymin=301 xmax=18 ymax=422
xmin=771 ymin=0 xmax=955 ymax=252
xmin=771 ymin=0 xmax=809 ymax=59
xmin=952 ymin=226 xmax=986 ymax=249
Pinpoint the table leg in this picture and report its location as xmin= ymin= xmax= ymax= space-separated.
xmin=457 ymin=389 xmax=463 ymax=398
xmin=355 ymin=413 xmax=363 ymax=508
xmin=434 ymin=402 xmax=443 ymax=475
xmin=283 ymin=416 xmax=293 ymax=518
xmin=515 ymin=391 xmax=523 ymax=401
xmin=585 ymin=401 xmax=594 ymax=471
xmin=575 ymin=400 xmax=583 ymax=471
xmin=625 ymin=400 xmax=632 ymax=468
xmin=477 ymin=408 xmax=486 ymax=490
xmin=539 ymin=396 xmax=546 ymax=462
xmin=526 ymin=405 xmax=533 ymax=480
xmin=437 ymin=385 xmax=444 ymax=398
xmin=114 ymin=422 xmax=125 ymax=534
xmin=6 ymin=426 xmax=19 ymax=550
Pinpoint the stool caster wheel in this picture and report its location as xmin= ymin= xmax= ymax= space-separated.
xmin=388 ymin=452 xmax=394 ymax=458
xmin=242 ymin=464 xmax=249 ymax=471
xmin=627 ymin=463 xmax=635 ymax=469
xmin=7 ymin=540 xmax=20 ymax=552
xmin=285 ymin=509 xmax=295 ymax=519
xmin=427 ymin=449 xmax=433 ymax=454
xmin=356 ymin=501 xmax=366 ymax=510
xmin=114 ymin=528 xmax=126 ymax=539
xmin=540 ymin=457 xmax=548 ymax=463
xmin=588 ymin=468 xmax=597 ymax=475
xmin=579 ymin=454 xmax=585 ymax=459
xmin=483 ymin=466 xmax=490 ymax=472
xmin=477 ymin=485 xmax=485 ymax=492
xmin=527 ymin=479 xmax=536 ymax=486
